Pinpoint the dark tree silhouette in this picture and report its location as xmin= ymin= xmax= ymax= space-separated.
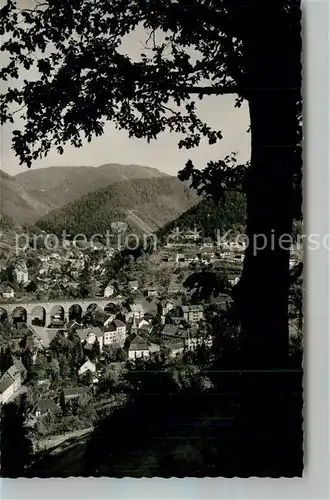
xmin=0 ymin=402 xmax=34 ymax=477
xmin=0 ymin=0 xmax=301 ymax=366
xmin=0 ymin=0 xmax=303 ymax=478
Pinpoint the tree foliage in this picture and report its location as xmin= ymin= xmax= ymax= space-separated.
xmin=0 ymin=0 xmax=302 ymax=366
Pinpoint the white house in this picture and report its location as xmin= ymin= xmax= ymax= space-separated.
xmin=182 ymin=305 xmax=204 ymax=324
xmin=0 ymin=379 xmax=15 ymax=405
xmin=0 ymin=361 xmax=26 ymax=404
xmin=201 ymin=248 xmax=215 ymax=262
xmin=128 ymin=335 xmax=150 ymax=360
xmin=0 ymin=285 xmax=14 ymax=299
xmin=78 ymin=360 xmax=96 ymax=377
xmin=103 ymin=320 xmax=127 ymax=347
xmin=14 ymin=262 xmax=29 ymax=284
xmin=76 ymin=327 xmax=103 ymax=351
xmin=104 ymin=283 xmax=115 ymax=297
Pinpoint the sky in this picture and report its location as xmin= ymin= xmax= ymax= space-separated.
xmin=1 ymin=95 xmax=250 ymax=177
xmin=0 ymin=5 xmax=251 ymax=177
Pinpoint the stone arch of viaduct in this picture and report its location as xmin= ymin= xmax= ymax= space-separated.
xmin=0 ymin=297 xmax=123 ymax=325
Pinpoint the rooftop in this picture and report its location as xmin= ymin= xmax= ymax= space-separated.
xmin=129 ymin=335 xmax=149 ymax=351
xmin=0 ymin=378 xmax=14 ymax=394
xmin=62 ymin=386 xmax=89 ymax=398
xmin=113 ymin=319 xmax=126 ymax=328
xmin=35 ymin=398 xmax=62 ymax=415
xmin=161 ymin=324 xmax=181 ymax=337
xmin=182 ymin=305 xmax=204 ymax=313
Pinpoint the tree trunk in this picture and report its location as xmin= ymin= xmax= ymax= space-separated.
xmin=236 ymin=90 xmax=296 ymax=368
xmin=233 ymin=1 xmax=300 ymax=369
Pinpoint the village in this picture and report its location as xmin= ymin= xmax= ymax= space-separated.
xmin=0 ymin=227 xmax=302 ymax=448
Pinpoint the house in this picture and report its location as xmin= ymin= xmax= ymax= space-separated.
xmin=162 ymin=339 xmax=185 ymax=357
xmin=76 ymin=327 xmax=103 ymax=350
xmin=128 ymin=335 xmax=150 ymax=360
xmin=103 ymin=320 xmax=127 ymax=347
xmin=34 ymin=398 xmax=62 ymax=417
xmin=1 ymin=364 xmax=23 ymax=392
xmin=78 ymin=360 xmax=97 ymax=377
xmin=168 ymin=316 xmax=186 ymax=326
xmin=182 ymin=305 xmax=204 ymax=324
xmin=0 ymin=378 xmax=15 ymax=405
xmin=129 ymin=303 xmax=145 ymax=320
xmin=161 ymin=323 xmax=182 ymax=339
xmin=146 ymin=287 xmax=158 ymax=297
xmin=14 ymin=262 xmax=29 ymax=284
xmin=175 ymin=253 xmax=185 ymax=263
xmin=181 ymin=327 xmax=213 ymax=351
xmin=184 ymin=250 xmax=199 ymax=263
xmin=201 ymin=247 xmax=215 ymax=262
xmin=0 ymin=285 xmax=14 ymax=299
xmin=104 ymin=283 xmax=115 ymax=297
xmin=139 ymin=323 xmax=152 ymax=336
xmin=202 ymin=237 xmax=214 ymax=248
xmin=159 ymin=300 xmax=175 ymax=316
xmin=167 ymin=282 xmax=186 ymax=295
xmin=128 ymin=280 xmax=139 ymax=291
xmin=138 ymin=318 xmax=151 ymax=330
xmin=60 ymin=386 xmax=90 ymax=407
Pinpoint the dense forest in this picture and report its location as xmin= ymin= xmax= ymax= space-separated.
xmin=35 ymin=177 xmax=198 ymax=238
xmin=158 ymin=192 xmax=246 ymax=242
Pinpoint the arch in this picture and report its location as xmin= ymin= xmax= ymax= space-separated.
xmin=49 ymin=305 xmax=65 ymax=328
xmin=31 ymin=305 xmax=46 ymax=327
xmin=104 ymin=302 xmax=119 ymax=314
xmin=12 ymin=306 xmax=27 ymax=325
xmin=86 ymin=303 xmax=99 ymax=312
xmin=68 ymin=304 xmax=83 ymax=322
xmin=0 ymin=307 xmax=8 ymax=323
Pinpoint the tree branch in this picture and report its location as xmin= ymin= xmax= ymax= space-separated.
xmin=169 ymin=85 xmax=238 ymax=95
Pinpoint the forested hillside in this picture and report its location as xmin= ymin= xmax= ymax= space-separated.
xmin=36 ymin=177 xmax=198 ymax=237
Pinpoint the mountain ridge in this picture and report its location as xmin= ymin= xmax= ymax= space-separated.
xmin=0 ymin=164 xmax=169 ymax=226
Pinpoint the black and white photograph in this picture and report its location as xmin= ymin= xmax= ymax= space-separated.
xmin=0 ymin=0 xmax=304 ymax=479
